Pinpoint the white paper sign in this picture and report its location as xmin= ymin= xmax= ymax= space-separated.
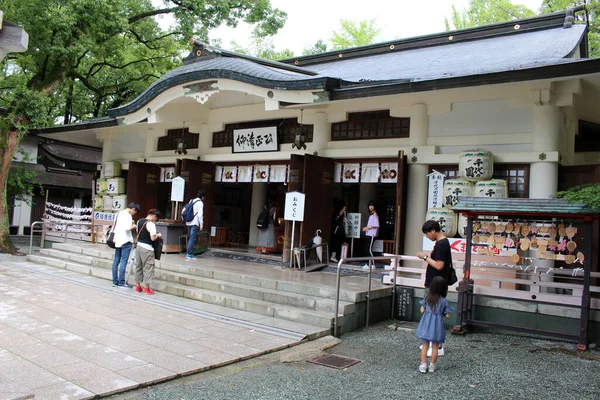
xmin=427 ymin=171 xmax=445 ymax=209
xmin=346 ymin=213 xmax=361 ymax=239
xmin=284 ymin=191 xmax=305 ymax=221
xmin=93 ymin=211 xmax=115 ymax=221
xmin=170 ymin=176 xmax=185 ymax=202
xmin=233 ymin=126 xmax=278 ymax=153
xmin=372 ymin=240 xmax=383 ymax=253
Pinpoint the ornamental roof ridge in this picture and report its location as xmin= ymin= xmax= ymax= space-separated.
xmin=184 ymin=38 xmax=319 ymax=77
xmin=282 ymin=7 xmax=587 ymax=67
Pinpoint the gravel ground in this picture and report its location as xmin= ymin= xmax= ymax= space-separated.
xmin=110 ymin=322 xmax=600 ymax=400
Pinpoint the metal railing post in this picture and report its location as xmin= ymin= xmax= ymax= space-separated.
xmin=29 ymin=221 xmax=44 ymax=254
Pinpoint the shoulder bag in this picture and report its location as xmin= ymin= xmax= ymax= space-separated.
xmin=106 ymin=212 xmax=120 ymax=249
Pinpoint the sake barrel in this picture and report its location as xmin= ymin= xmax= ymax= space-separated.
xmin=459 ymin=149 xmax=493 ymax=181
xmin=102 ymin=195 xmax=114 ymax=211
xmin=93 ymin=196 xmax=103 ymax=210
xmin=102 ymin=161 xmax=121 ymax=178
xmin=426 ymin=207 xmax=457 ymax=237
xmin=96 ymin=178 xmax=107 ymax=195
xmin=458 ymin=213 xmax=468 ymax=238
xmin=475 ymin=179 xmax=508 ymax=198
xmin=106 ymin=177 xmax=126 ymax=194
xmin=112 ymin=195 xmax=127 ymax=211
xmin=443 ymin=179 xmax=474 ymax=208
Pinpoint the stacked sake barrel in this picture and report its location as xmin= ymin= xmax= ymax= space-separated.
xmin=426 ymin=149 xmax=507 ymax=238
xmin=94 ymin=161 xmax=127 ymax=212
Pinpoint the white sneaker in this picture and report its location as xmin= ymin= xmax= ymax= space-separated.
xmin=438 ymin=346 xmax=444 ymax=356
xmin=418 ymin=362 xmax=427 ymax=373
xmin=428 ymin=363 xmax=436 ymax=373
xmin=361 ymin=264 xmax=372 ymax=270
xmin=330 ymin=257 xmax=338 ymax=262
xmin=420 ymin=343 xmax=444 ymax=357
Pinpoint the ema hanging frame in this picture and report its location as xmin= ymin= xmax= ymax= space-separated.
xmin=451 ymin=197 xmax=599 ymax=351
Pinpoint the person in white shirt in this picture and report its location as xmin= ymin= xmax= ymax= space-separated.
xmin=134 ymin=209 xmax=162 ymax=295
xmin=111 ymin=202 xmax=139 ymax=288
xmin=185 ymin=189 xmax=205 ymax=260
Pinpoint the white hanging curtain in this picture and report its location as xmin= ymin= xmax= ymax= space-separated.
xmin=253 ymin=165 xmax=270 ymax=182
xmin=270 ymin=165 xmax=287 ymax=182
xmin=342 ymin=163 xmax=360 ymax=183
xmin=214 ymin=166 xmax=223 ymax=182
xmin=237 ymin=165 xmax=253 ymax=182
xmin=222 ymin=166 xmax=238 ymax=183
xmin=334 ymin=163 xmax=342 ymax=183
xmin=380 ymin=163 xmax=399 ymax=183
xmin=360 ymin=163 xmax=380 ymax=183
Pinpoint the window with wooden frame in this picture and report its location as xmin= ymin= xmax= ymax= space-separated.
xmin=157 ymin=128 xmax=199 ymax=151
xmin=212 ymin=119 xmax=314 ymax=148
xmin=331 ymin=110 xmax=410 ymax=141
xmin=430 ymin=164 xmax=530 ymax=198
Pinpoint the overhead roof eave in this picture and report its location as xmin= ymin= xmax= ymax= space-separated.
xmin=331 ymin=58 xmax=600 ymax=100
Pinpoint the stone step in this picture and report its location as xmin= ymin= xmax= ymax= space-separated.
xmin=27 ymin=254 xmax=346 ymax=330
xmin=40 ymin=248 xmax=114 ymax=269
xmin=51 ymin=242 xmax=114 ymax=261
xmin=154 ymin=269 xmax=356 ymax=315
xmin=27 ymin=254 xmax=114 ymax=281
xmin=151 ymin=278 xmax=341 ymax=329
xmin=48 ymin=243 xmax=378 ymax=303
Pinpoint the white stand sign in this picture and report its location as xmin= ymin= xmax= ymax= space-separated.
xmin=346 ymin=212 xmax=361 ymax=257
xmin=427 ymin=170 xmax=445 ymax=209
xmin=284 ymin=191 xmax=305 ymax=268
xmin=170 ymin=176 xmax=185 ymax=220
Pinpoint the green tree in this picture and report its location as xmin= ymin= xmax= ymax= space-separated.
xmin=0 ymin=0 xmax=286 ymax=254
xmin=303 ymin=39 xmax=328 ymax=55
xmin=541 ymin=0 xmax=600 ymax=58
xmin=556 ymin=184 xmax=600 ymax=210
xmin=230 ymin=32 xmax=294 ymax=60
xmin=445 ymin=0 xmax=536 ymax=30
xmin=7 ymin=149 xmax=41 ymax=207
xmin=330 ymin=19 xmax=381 ymax=50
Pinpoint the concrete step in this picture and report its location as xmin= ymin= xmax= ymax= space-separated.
xmin=40 ymin=248 xmax=113 ymax=269
xmin=154 ymin=269 xmax=356 ymax=315
xmin=27 ymin=254 xmax=113 ymax=281
xmin=51 ymin=242 xmax=114 ymax=261
xmin=151 ymin=278 xmax=341 ymax=329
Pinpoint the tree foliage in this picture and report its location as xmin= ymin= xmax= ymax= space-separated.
xmin=555 ymin=184 xmax=600 ymax=210
xmin=230 ymin=32 xmax=294 ymax=60
xmin=541 ymin=0 xmax=600 ymax=58
xmin=7 ymin=149 xmax=41 ymax=206
xmin=0 ymin=0 xmax=286 ymax=253
xmin=330 ymin=19 xmax=381 ymax=50
xmin=303 ymin=39 xmax=328 ymax=55
xmin=445 ymin=0 xmax=536 ymax=30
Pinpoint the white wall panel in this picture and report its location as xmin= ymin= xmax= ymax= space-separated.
xmin=430 ymin=99 xmax=531 ymax=137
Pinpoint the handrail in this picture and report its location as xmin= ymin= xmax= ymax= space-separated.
xmin=333 ymin=254 xmax=421 ymax=337
xmin=29 ymin=221 xmax=44 ymax=254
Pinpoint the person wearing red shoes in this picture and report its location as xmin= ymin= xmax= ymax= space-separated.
xmin=133 ymin=209 xmax=162 ymax=295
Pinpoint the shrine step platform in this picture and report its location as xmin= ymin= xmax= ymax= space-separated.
xmin=27 ymin=243 xmax=393 ymax=338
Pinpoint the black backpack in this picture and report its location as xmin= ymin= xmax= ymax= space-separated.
xmin=256 ymin=208 xmax=270 ymax=229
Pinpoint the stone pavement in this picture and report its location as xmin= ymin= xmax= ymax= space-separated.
xmin=0 ymin=255 xmax=304 ymax=400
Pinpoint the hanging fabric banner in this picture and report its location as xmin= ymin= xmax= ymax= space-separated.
xmin=380 ymin=162 xmax=399 ymax=183
xmin=253 ymin=165 xmax=269 ymax=182
xmin=237 ymin=165 xmax=253 ymax=182
xmin=342 ymin=163 xmax=360 ymax=183
xmin=334 ymin=163 xmax=342 ymax=183
xmin=222 ymin=166 xmax=237 ymax=183
xmin=270 ymin=165 xmax=287 ymax=182
xmin=214 ymin=166 xmax=223 ymax=182
xmin=361 ymin=163 xmax=380 ymax=183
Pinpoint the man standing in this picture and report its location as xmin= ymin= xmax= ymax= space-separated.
xmin=417 ymin=219 xmax=453 ymax=356
xmin=111 ymin=202 xmax=139 ymax=288
xmin=186 ymin=189 xmax=205 ymax=260
xmin=134 ymin=209 xmax=162 ymax=295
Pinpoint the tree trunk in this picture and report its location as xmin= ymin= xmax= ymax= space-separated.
xmin=0 ymin=127 xmax=21 ymax=254
xmin=63 ymin=80 xmax=74 ymax=125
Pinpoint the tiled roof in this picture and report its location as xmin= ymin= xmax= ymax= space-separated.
xmin=453 ymin=197 xmax=598 ymax=216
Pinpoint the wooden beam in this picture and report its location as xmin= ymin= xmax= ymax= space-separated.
xmin=0 ymin=23 xmax=29 ymax=61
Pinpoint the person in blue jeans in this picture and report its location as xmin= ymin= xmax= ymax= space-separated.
xmin=111 ymin=203 xmax=139 ymax=287
xmin=186 ymin=190 xmax=205 ymax=259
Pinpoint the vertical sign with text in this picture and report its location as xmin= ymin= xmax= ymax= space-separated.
xmin=284 ymin=191 xmax=305 ymax=221
xmin=427 ymin=171 xmax=445 ymax=210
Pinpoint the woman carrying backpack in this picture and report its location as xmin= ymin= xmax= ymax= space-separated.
xmin=257 ymin=201 xmax=276 ymax=254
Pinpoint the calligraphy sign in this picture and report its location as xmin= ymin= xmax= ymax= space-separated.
xmin=170 ymin=176 xmax=185 ymax=202
xmin=427 ymin=171 xmax=445 ymax=209
xmin=346 ymin=213 xmax=361 ymax=239
xmin=284 ymin=191 xmax=305 ymax=222
xmin=233 ymin=126 xmax=278 ymax=153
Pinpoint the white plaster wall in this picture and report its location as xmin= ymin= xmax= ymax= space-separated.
xmin=429 ymin=99 xmax=532 ymax=137
xmin=15 ymin=137 xmax=38 ymax=162
xmin=111 ymin=132 xmax=146 ymax=155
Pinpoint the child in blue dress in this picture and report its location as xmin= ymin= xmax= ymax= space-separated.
xmin=416 ymin=276 xmax=453 ymax=373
